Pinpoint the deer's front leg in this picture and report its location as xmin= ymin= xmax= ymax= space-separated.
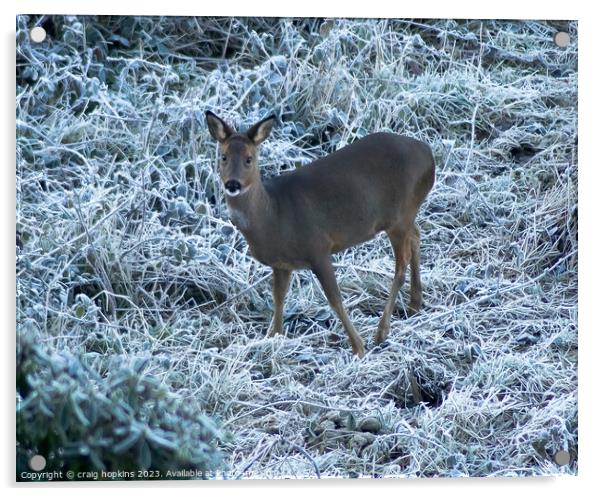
xmin=267 ymin=268 xmax=292 ymax=336
xmin=311 ymin=257 xmax=365 ymax=358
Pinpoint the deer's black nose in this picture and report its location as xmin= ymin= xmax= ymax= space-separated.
xmin=225 ymin=180 xmax=241 ymax=194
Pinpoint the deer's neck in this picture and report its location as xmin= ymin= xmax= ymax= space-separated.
xmin=225 ymin=179 xmax=274 ymax=236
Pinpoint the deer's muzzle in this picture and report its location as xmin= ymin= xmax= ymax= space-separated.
xmin=224 ymin=180 xmax=242 ymax=196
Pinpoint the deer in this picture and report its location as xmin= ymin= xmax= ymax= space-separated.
xmin=206 ymin=111 xmax=435 ymax=358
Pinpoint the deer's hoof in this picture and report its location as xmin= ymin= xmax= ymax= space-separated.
xmin=375 ymin=323 xmax=389 ymax=345
xmin=267 ymin=327 xmax=282 ymax=337
xmin=353 ymin=344 xmax=366 ymax=359
xmin=407 ymin=299 xmax=422 ymax=317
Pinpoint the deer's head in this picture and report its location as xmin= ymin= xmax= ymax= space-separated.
xmin=206 ymin=111 xmax=275 ymax=197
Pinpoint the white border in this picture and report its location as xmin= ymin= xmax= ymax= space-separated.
xmin=3 ymin=1 xmax=598 ymax=495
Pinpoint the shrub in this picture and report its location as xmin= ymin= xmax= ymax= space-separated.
xmin=17 ymin=326 xmax=228 ymax=480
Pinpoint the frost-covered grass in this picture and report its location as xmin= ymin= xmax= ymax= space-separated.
xmin=16 ymin=16 xmax=577 ymax=478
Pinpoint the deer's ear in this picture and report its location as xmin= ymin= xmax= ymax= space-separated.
xmin=206 ymin=111 xmax=234 ymax=143
xmin=247 ymin=115 xmax=275 ymax=145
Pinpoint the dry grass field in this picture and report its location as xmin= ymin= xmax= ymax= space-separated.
xmin=16 ymin=16 xmax=577 ymax=478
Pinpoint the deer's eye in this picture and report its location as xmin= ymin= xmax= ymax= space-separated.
xmin=245 ymin=156 xmax=252 ymax=165
xmin=221 ymin=155 xmax=227 ymax=162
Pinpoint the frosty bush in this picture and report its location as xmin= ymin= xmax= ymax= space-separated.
xmin=17 ymin=326 xmax=227 ymax=479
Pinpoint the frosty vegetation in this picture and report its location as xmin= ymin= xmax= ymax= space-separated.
xmin=16 ymin=16 xmax=577 ymax=478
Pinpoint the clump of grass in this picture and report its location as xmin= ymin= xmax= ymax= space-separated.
xmin=17 ymin=16 xmax=577 ymax=478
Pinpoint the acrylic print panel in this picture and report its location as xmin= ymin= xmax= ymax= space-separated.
xmin=16 ymin=16 xmax=578 ymax=481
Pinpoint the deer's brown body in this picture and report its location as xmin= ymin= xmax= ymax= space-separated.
xmin=206 ymin=111 xmax=435 ymax=357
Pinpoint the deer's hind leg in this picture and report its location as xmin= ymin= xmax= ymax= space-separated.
xmin=375 ymin=226 xmax=412 ymax=344
xmin=408 ymin=223 xmax=422 ymax=315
